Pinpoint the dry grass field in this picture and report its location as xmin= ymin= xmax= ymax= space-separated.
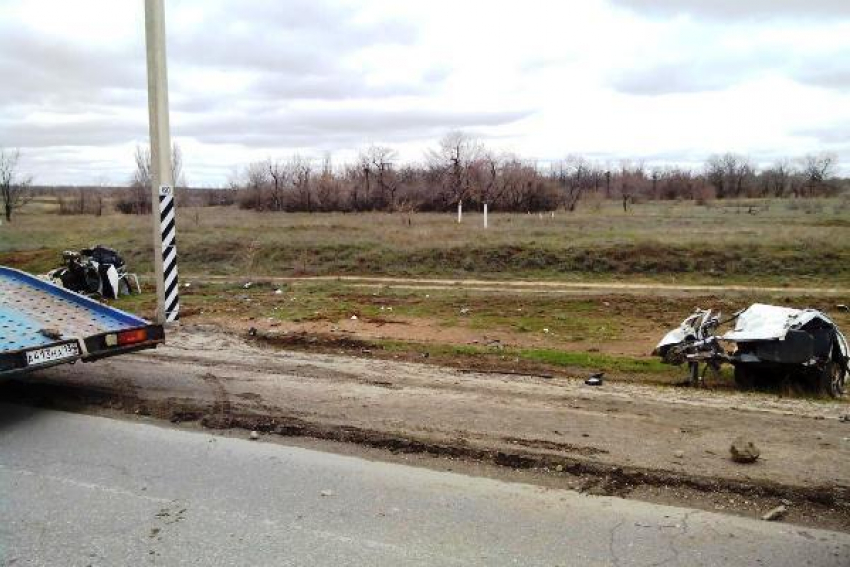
xmin=2 ymin=196 xmax=849 ymax=285
xmin=4 ymin=196 xmax=847 ymax=387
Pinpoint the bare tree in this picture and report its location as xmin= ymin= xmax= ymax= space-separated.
xmin=800 ymin=152 xmax=837 ymax=197
xmin=266 ymin=159 xmax=288 ymax=211
xmin=361 ymin=145 xmax=399 ymax=210
xmin=121 ymin=143 xmax=185 ymax=214
xmin=0 ymin=148 xmax=33 ymax=222
xmin=287 ymin=155 xmax=313 ymax=211
xmin=762 ymin=159 xmax=795 ymax=198
xmin=427 ymin=131 xmax=483 ymax=209
xmin=705 ymin=153 xmax=753 ymax=198
xmin=554 ymin=155 xmax=593 ymax=212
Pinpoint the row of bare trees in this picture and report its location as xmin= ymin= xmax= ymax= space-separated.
xmin=0 ymin=137 xmax=845 ymax=222
xmin=229 ymin=133 xmax=845 ymax=214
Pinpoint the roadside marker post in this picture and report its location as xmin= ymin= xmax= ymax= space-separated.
xmin=484 ymin=203 xmax=488 ymax=228
xmin=145 ymin=0 xmax=178 ymax=324
xmin=158 ymin=184 xmax=179 ymax=322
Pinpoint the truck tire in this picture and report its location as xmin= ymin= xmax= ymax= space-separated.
xmin=734 ymin=365 xmax=755 ymax=390
xmin=817 ymin=361 xmax=846 ymax=398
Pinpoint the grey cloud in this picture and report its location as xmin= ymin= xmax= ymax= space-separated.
xmin=794 ymin=123 xmax=850 ymax=144
xmin=610 ymin=62 xmax=742 ymax=95
xmin=181 ymin=108 xmax=532 ymax=148
xmin=793 ymin=57 xmax=850 ymax=91
xmin=0 ymin=27 xmax=144 ymax=108
xmin=1 ymin=0 xmax=449 ymax=156
xmin=0 ymin=115 xmax=147 ymax=148
xmin=609 ymin=48 xmax=850 ymax=95
xmin=608 ymin=0 xmax=850 ymax=20
xmin=169 ymin=0 xmax=415 ymax=72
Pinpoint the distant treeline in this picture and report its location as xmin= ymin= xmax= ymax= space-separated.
xmin=38 ymin=133 xmax=849 ymax=215
xmin=227 ymin=134 xmax=847 ymax=213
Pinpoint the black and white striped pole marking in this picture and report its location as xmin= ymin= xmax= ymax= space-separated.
xmin=159 ymin=184 xmax=179 ymax=322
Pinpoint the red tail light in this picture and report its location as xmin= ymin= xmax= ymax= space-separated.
xmin=118 ymin=329 xmax=148 ymax=346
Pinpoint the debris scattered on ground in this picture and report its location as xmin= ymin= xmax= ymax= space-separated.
xmin=460 ymin=307 xmax=471 ymax=315
xmin=249 ymin=431 xmax=259 ymax=441
xmin=837 ymin=304 xmax=849 ymax=313
xmin=274 ymin=289 xmax=283 ymax=295
xmin=674 ymin=450 xmax=685 ymax=459
xmin=320 ymin=490 xmax=334 ymax=497
xmin=585 ymin=372 xmax=605 ymax=386
xmin=350 ymin=315 xmax=358 ymax=321
xmin=730 ymin=436 xmax=760 ymax=463
xmin=39 ymin=328 xmax=62 ymax=340
xmin=243 ymin=282 xmax=253 ymax=289
xmin=184 ymin=282 xmax=191 ymax=288
xmin=248 ymin=327 xmax=258 ymax=337
xmin=761 ymin=505 xmax=788 ymax=522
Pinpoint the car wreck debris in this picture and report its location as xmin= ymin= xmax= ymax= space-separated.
xmin=46 ymin=245 xmax=141 ymax=300
xmin=655 ymin=304 xmax=848 ymax=397
xmin=730 ymin=436 xmax=760 ymax=463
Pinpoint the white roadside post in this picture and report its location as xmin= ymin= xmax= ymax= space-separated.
xmin=145 ymin=0 xmax=179 ymax=324
xmin=457 ymin=201 xmax=463 ymax=223
xmin=483 ymin=203 xmax=488 ymax=228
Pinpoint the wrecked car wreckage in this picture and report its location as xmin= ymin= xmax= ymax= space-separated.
xmin=45 ymin=245 xmax=141 ymax=300
xmin=655 ymin=304 xmax=848 ymax=398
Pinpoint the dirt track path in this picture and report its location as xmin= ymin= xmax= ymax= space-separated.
xmin=4 ymin=327 xmax=849 ymax=529
xmin=187 ymin=274 xmax=850 ymax=295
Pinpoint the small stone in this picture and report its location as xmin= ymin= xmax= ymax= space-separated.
xmin=249 ymin=431 xmax=259 ymax=441
xmin=350 ymin=315 xmax=358 ymax=320
xmin=320 ymin=490 xmax=334 ymax=497
xmin=674 ymin=450 xmax=685 ymax=459
xmin=555 ymin=464 xmax=564 ymax=472
xmin=274 ymin=289 xmax=283 ymax=295
xmin=730 ymin=436 xmax=760 ymax=463
xmin=460 ymin=308 xmax=471 ymax=315
xmin=761 ymin=505 xmax=788 ymax=522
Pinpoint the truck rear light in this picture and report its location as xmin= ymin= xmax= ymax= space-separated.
xmin=118 ymin=329 xmax=148 ymax=346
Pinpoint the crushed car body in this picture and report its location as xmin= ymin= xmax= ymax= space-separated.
xmin=45 ymin=246 xmax=141 ymax=300
xmin=655 ymin=304 xmax=848 ymax=397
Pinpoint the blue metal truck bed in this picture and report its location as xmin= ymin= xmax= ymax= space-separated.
xmin=0 ymin=267 xmax=164 ymax=375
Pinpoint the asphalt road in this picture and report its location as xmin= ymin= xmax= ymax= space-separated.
xmin=1 ymin=404 xmax=848 ymax=567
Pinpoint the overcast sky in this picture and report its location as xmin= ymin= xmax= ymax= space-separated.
xmin=2 ymin=0 xmax=849 ymax=186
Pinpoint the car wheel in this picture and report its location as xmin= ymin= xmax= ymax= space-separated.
xmin=818 ymin=361 xmax=845 ymax=398
xmin=734 ymin=365 xmax=755 ymax=390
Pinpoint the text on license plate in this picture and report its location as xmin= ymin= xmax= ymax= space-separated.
xmin=25 ymin=343 xmax=80 ymax=366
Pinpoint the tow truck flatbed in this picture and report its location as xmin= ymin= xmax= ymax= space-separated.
xmin=0 ymin=266 xmax=164 ymax=376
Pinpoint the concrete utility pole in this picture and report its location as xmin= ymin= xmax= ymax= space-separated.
xmin=145 ymin=0 xmax=176 ymax=324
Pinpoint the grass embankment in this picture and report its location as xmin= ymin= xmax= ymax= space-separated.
xmin=2 ymin=198 xmax=849 ymax=286
xmin=105 ymin=280 xmax=850 ymax=384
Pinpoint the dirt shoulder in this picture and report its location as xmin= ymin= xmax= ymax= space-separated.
xmin=3 ymin=326 xmax=849 ymax=531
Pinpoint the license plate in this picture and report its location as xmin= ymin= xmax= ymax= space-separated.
xmin=25 ymin=342 xmax=80 ymax=366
